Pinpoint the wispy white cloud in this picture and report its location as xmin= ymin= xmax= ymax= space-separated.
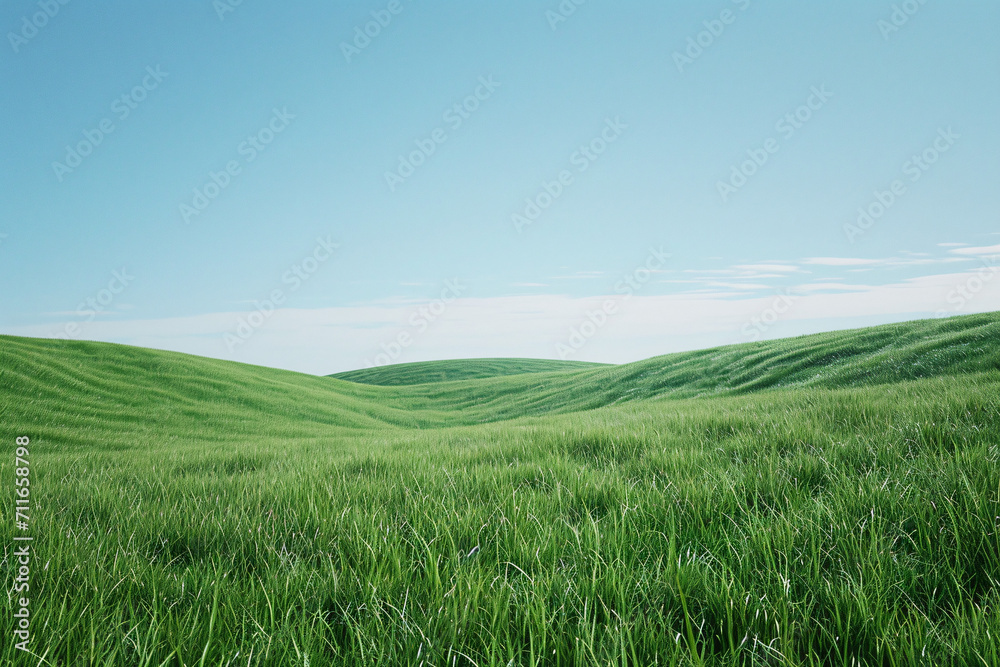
xmin=732 ymin=263 xmax=803 ymax=273
xmin=805 ymin=256 xmax=971 ymax=268
xmin=796 ymin=282 xmax=872 ymax=293
xmin=682 ymin=269 xmax=736 ymax=276
xmin=803 ymin=257 xmax=883 ymax=267
xmin=707 ymin=282 xmax=771 ymax=291
xmin=949 ymin=244 xmax=1000 ymax=256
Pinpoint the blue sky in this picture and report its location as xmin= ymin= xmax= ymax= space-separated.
xmin=2 ymin=0 xmax=998 ymax=373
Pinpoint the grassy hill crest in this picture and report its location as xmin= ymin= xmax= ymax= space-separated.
xmin=329 ymin=357 xmax=607 ymax=386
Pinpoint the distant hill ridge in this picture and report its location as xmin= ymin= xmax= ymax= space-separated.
xmin=328 ymin=358 xmax=607 ymax=386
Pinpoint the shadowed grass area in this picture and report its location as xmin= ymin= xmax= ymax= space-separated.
xmin=1 ymin=313 xmax=998 ymax=665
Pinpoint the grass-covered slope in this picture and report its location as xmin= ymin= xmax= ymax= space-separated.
xmin=329 ymin=357 xmax=606 ymax=386
xmin=1 ymin=312 xmax=999 ymax=665
xmin=0 ymin=336 xmax=442 ymax=446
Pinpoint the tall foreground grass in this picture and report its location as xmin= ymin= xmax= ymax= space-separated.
xmin=3 ymin=370 xmax=999 ymax=665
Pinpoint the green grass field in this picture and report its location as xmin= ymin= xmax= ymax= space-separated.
xmin=2 ymin=313 xmax=999 ymax=666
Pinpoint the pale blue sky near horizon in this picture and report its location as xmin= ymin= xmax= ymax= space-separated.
xmin=2 ymin=0 xmax=999 ymax=373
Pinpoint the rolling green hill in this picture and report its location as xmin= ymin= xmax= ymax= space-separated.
xmin=2 ymin=313 xmax=998 ymax=443
xmin=337 ymin=312 xmax=1000 ymax=422
xmin=328 ymin=357 xmax=606 ymax=386
xmin=2 ymin=312 xmax=999 ymax=665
